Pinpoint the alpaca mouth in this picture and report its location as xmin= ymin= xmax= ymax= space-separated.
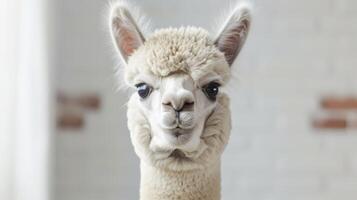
xmin=169 ymin=149 xmax=187 ymax=159
xmin=160 ymin=122 xmax=194 ymax=131
xmin=169 ymin=129 xmax=192 ymax=144
xmin=173 ymin=130 xmax=183 ymax=137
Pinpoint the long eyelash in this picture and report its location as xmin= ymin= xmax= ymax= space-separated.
xmin=202 ymin=81 xmax=221 ymax=88
xmin=135 ymin=82 xmax=145 ymax=88
xmin=212 ymin=82 xmax=221 ymax=87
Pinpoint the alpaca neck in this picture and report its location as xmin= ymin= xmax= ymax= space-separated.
xmin=139 ymin=161 xmax=221 ymax=200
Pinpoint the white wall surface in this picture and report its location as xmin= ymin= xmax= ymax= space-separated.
xmin=54 ymin=0 xmax=357 ymax=200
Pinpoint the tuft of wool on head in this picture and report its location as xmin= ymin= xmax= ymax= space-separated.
xmin=125 ymin=27 xmax=231 ymax=86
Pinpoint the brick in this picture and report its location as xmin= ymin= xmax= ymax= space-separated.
xmin=57 ymin=112 xmax=84 ymax=129
xmin=321 ymin=97 xmax=357 ymax=110
xmin=312 ymin=117 xmax=347 ymax=130
xmin=57 ymin=92 xmax=101 ymax=110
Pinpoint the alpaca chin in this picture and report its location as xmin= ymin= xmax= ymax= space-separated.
xmin=164 ymin=131 xmax=192 ymax=146
xmin=149 ymin=126 xmax=202 ymax=154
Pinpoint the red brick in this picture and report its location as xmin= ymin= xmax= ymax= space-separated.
xmin=57 ymin=92 xmax=101 ymax=110
xmin=57 ymin=112 xmax=84 ymax=129
xmin=312 ymin=117 xmax=347 ymax=129
xmin=321 ymin=97 xmax=357 ymax=110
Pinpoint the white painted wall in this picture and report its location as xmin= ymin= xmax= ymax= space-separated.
xmin=54 ymin=0 xmax=357 ymax=200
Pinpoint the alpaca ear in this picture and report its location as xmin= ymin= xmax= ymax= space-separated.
xmin=110 ymin=4 xmax=145 ymax=63
xmin=215 ymin=5 xmax=251 ymax=66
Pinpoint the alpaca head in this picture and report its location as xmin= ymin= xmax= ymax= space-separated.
xmin=110 ymin=3 xmax=251 ymax=171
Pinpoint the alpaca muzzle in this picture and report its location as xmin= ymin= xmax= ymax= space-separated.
xmin=160 ymin=110 xmax=195 ymax=130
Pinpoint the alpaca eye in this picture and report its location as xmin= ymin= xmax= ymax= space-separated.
xmin=202 ymin=82 xmax=220 ymax=100
xmin=135 ymin=83 xmax=152 ymax=98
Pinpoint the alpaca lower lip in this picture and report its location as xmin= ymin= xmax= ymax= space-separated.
xmin=166 ymin=130 xmax=192 ymax=145
xmin=169 ymin=128 xmax=192 ymax=136
xmin=170 ymin=129 xmax=187 ymax=137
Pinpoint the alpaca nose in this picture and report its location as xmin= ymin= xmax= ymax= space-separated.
xmin=162 ymin=92 xmax=195 ymax=112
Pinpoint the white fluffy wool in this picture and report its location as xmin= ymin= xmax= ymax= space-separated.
xmin=125 ymin=27 xmax=231 ymax=86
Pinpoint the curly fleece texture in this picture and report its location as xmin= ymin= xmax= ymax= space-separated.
xmin=125 ymin=27 xmax=231 ymax=86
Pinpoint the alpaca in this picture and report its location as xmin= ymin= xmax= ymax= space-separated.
xmin=109 ymin=2 xmax=251 ymax=200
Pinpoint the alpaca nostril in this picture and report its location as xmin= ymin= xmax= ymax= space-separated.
xmin=162 ymin=98 xmax=194 ymax=112
xmin=181 ymin=101 xmax=194 ymax=111
xmin=186 ymin=101 xmax=194 ymax=106
xmin=173 ymin=101 xmax=194 ymax=113
xmin=162 ymin=101 xmax=172 ymax=107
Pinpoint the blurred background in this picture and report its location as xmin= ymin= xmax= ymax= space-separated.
xmin=1 ymin=0 xmax=357 ymax=200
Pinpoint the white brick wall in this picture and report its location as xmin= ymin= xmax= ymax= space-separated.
xmin=54 ymin=0 xmax=357 ymax=200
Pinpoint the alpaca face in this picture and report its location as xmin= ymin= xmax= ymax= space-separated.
xmin=133 ymin=72 xmax=222 ymax=154
xmin=110 ymin=3 xmax=251 ymax=170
